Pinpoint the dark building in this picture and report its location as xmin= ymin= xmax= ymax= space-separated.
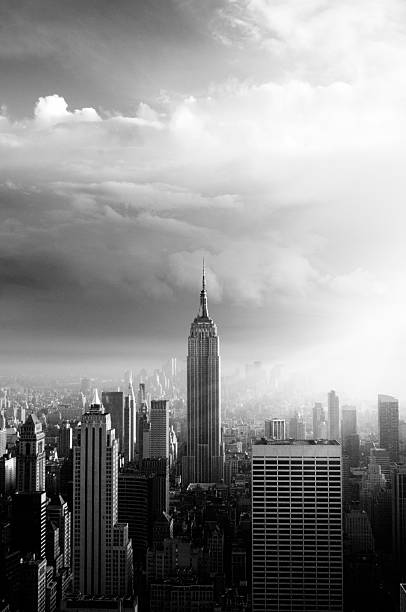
xmin=378 ymin=394 xmax=399 ymax=462
xmin=182 ymin=265 xmax=223 ymax=485
xmin=12 ymin=491 xmax=47 ymax=559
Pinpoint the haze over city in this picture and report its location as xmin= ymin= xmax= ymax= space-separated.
xmin=2 ymin=0 xmax=406 ymax=398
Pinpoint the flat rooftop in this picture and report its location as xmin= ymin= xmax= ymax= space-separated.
xmin=254 ymin=438 xmax=340 ymax=446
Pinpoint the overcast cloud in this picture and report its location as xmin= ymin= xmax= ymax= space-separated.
xmin=1 ymin=0 xmax=406 ymax=395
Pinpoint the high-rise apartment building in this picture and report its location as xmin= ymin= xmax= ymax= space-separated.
xmin=252 ymin=440 xmax=343 ymax=612
xmin=378 ymin=394 xmax=399 ymax=462
xmin=182 ymin=265 xmax=223 ymax=485
xmin=265 ymin=418 xmax=286 ymax=440
xmin=16 ymin=413 xmax=45 ymax=493
xmin=328 ymin=390 xmax=340 ymax=441
xmin=73 ymin=390 xmax=133 ymax=596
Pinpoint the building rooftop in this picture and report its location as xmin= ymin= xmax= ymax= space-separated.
xmin=254 ymin=438 xmax=340 ymax=446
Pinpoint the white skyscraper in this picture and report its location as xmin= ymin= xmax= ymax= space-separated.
xmin=73 ymin=390 xmax=133 ymax=596
xmin=252 ymin=440 xmax=343 ymax=612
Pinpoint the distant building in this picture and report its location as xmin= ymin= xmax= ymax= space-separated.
xmin=16 ymin=414 xmax=45 ymax=493
xmin=312 ymin=402 xmax=325 ymax=439
xmin=58 ymin=422 xmax=73 ymax=459
xmin=378 ymin=394 xmax=399 ymax=462
xmin=264 ymin=418 xmax=286 ymax=440
xmin=149 ymin=400 xmax=169 ymax=460
xmin=328 ymin=390 xmax=340 ymax=441
xmin=341 ymin=406 xmax=357 ymax=442
xmin=288 ymin=411 xmax=305 ymax=439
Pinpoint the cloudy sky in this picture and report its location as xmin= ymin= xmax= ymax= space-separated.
xmin=2 ymin=0 xmax=406 ymax=395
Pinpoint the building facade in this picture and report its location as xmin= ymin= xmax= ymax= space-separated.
xmin=252 ymin=440 xmax=343 ymax=611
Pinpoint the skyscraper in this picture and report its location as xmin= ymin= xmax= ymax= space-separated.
xmin=252 ymin=440 xmax=343 ymax=612
xmin=72 ymin=390 xmax=133 ymax=596
xmin=328 ymin=390 xmax=340 ymax=441
xmin=341 ymin=406 xmax=360 ymax=467
xmin=182 ymin=263 xmax=223 ymax=485
xmin=378 ymin=394 xmax=399 ymax=462
xmin=312 ymin=402 xmax=326 ymax=439
xmin=341 ymin=406 xmax=357 ymax=442
xmin=58 ymin=422 xmax=73 ymax=459
xmin=16 ymin=413 xmax=45 ymax=493
xmin=149 ymin=400 xmax=169 ymax=459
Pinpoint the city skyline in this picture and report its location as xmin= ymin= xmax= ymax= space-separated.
xmin=2 ymin=2 xmax=406 ymax=398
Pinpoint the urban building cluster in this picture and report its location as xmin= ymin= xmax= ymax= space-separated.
xmin=1 ymin=268 xmax=406 ymax=611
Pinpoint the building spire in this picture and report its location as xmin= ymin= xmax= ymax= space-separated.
xmin=199 ymin=258 xmax=209 ymax=318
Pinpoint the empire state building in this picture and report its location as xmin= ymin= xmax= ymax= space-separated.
xmin=182 ymin=264 xmax=224 ymax=485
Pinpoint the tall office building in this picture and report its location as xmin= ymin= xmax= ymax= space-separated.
xmin=102 ymin=388 xmax=136 ymax=464
xmin=58 ymin=422 xmax=72 ymax=459
xmin=265 ymin=418 xmax=286 ymax=440
xmin=136 ymin=384 xmax=149 ymax=463
xmin=312 ymin=402 xmax=326 ymax=439
xmin=252 ymin=440 xmax=343 ymax=612
xmin=341 ymin=406 xmax=360 ymax=467
xmin=288 ymin=411 xmax=306 ymax=440
xmin=182 ymin=264 xmax=223 ymax=485
xmin=149 ymin=400 xmax=169 ymax=459
xmin=378 ymin=394 xmax=399 ymax=462
xmin=328 ymin=390 xmax=340 ymax=441
xmin=341 ymin=406 xmax=357 ymax=442
xmin=16 ymin=413 xmax=45 ymax=493
xmin=124 ymin=381 xmax=136 ymax=462
xmin=73 ymin=390 xmax=133 ymax=596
